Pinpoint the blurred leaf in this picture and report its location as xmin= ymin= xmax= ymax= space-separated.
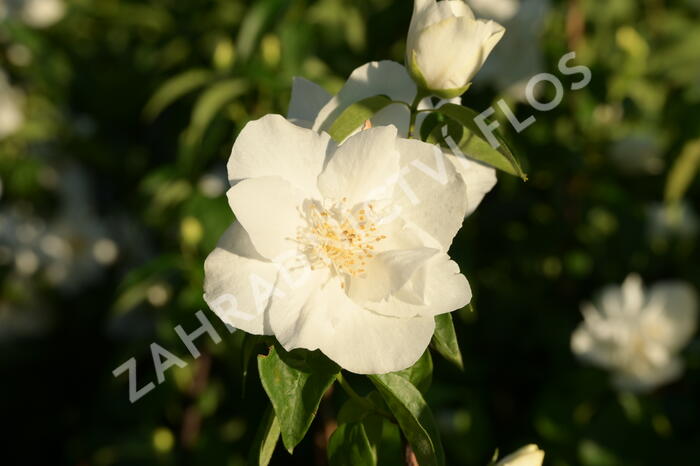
xmin=143 ymin=69 xmax=215 ymax=120
xmin=578 ymin=439 xmax=622 ymax=466
xmin=369 ymin=373 xmax=445 ymax=466
xmin=430 ymin=104 xmax=527 ymax=180
xmin=327 ymin=95 xmax=394 ymax=142
xmin=248 ymin=405 xmax=280 ymax=466
xmin=237 ymin=0 xmax=290 ymax=62
xmin=394 ymin=349 xmax=433 ymax=394
xmin=327 ymin=423 xmax=376 ymax=466
xmin=185 ymin=78 xmax=249 ymax=145
xmin=431 ymin=313 xmax=463 ymax=370
xmin=665 ymin=139 xmax=700 ymax=203
xmin=257 ymin=345 xmax=338 ymax=452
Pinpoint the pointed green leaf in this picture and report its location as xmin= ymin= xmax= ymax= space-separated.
xmin=394 ymin=349 xmax=433 ymax=394
xmin=431 ymin=313 xmax=463 ymax=370
xmin=431 ymin=103 xmax=527 ymax=180
xmin=143 ymin=69 xmax=214 ymax=120
xmin=257 ymin=345 xmax=338 ymax=452
xmin=327 ymin=95 xmax=394 ymax=142
xmin=369 ymin=373 xmax=445 ymax=466
xmin=328 ymin=423 xmax=376 ymax=466
xmin=248 ymin=405 xmax=280 ymax=466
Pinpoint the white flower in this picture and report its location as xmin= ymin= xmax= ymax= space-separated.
xmin=610 ymin=135 xmax=664 ymax=175
xmin=406 ymin=0 xmax=505 ymax=96
xmin=21 ymin=0 xmax=66 ymax=28
xmin=465 ymin=0 xmax=550 ymax=101
xmin=496 ymin=445 xmax=545 ymax=466
xmin=571 ymin=274 xmax=698 ymax=392
xmin=0 ymin=73 xmax=25 ymax=139
xmin=296 ymin=61 xmax=497 ymax=217
xmin=204 ymin=115 xmax=472 ymax=374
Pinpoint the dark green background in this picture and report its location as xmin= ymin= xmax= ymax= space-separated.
xmin=1 ymin=0 xmax=699 ymax=464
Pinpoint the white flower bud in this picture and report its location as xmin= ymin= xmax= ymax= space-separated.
xmin=406 ymin=0 xmax=505 ymax=97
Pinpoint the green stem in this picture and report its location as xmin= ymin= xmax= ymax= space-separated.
xmin=336 ymin=373 xmax=393 ymax=421
xmin=408 ymin=91 xmax=424 ymax=139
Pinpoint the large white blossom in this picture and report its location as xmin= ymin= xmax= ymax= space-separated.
xmin=204 ymin=115 xmax=472 ymax=374
xmin=571 ymin=274 xmax=698 ymax=392
xmin=406 ymin=0 xmax=505 ymax=96
xmin=293 ymin=60 xmax=497 ymax=217
xmin=496 ymin=444 xmax=545 ymax=466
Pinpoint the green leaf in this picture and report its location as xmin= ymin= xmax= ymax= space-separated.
xmin=143 ymin=69 xmax=214 ymax=120
xmin=369 ymin=374 xmax=445 ymax=466
xmin=257 ymin=345 xmax=338 ymax=452
xmin=248 ymin=405 xmax=280 ymax=466
xmin=431 ymin=103 xmax=527 ymax=180
xmin=431 ymin=313 xmax=464 ymax=370
xmin=327 ymin=95 xmax=394 ymax=142
xmin=394 ymin=349 xmax=433 ymax=394
xmin=665 ymin=139 xmax=700 ymax=203
xmin=328 ymin=423 xmax=377 ymax=466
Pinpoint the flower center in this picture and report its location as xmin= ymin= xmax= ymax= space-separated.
xmin=295 ymin=198 xmax=386 ymax=278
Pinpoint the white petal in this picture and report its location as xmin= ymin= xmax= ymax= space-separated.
xmin=347 ymin=247 xmax=438 ymax=303
xmin=203 ymin=223 xmax=280 ymax=335
xmin=318 ymin=126 xmax=400 ymax=205
xmin=612 ymin=356 xmax=683 ymax=393
xmin=646 ymin=281 xmax=698 ymax=351
xmin=372 ymin=103 xmax=411 ymax=139
xmin=415 ymin=17 xmax=505 ymax=90
xmin=270 ymin=277 xmax=436 ymax=373
xmin=288 ymin=77 xmax=332 ymax=123
xmin=445 ymin=152 xmax=497 ymax=216
xmin=497 ymin=444 xmax=545 ymax=466
xmin=228 ymin=114 xmax=333 ymax=195
xmin=409 ymin=0 xmax=476 ymax=45
xmin=571 ymin=325 xmax=616 ymax=369
xmin=366 ymin=253 xmax=471 ymax=317
xmin=393 ymin=138 xmax=468 ymax=250
xmin=408 ymin=0 xmax=476 ymax=65
xmin=621 ymin=273 xmax=646 ymax=313
xmin=312 ymin=61 xmax=417 ymax=132
xmin=227 ymin=176 xmax=308 ymax=260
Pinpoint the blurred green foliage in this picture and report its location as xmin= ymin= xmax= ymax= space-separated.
xmin=1 ymin=0 xmax=700 ymax=465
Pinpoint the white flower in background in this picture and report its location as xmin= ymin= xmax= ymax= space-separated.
xmin=20 ymin=0 xmax=65 ymax=28
xmin=496 ymin=444 xmax=545 ymax=466
xmin=0 ymin=71 xmax=25 ymax=139
xmin=610 ymin=135 xmax=665 ymax=175
xmin=571 ymin=274 xmax=698 ymax=392
xmin=406 ymin=0 xmax=505 ymax=97
xmin=292 ymin=61 xmax=497 ymax=217
xmin=647 ymin=202 xmax=699 ymax=240
xmin=0 ymin=164 xmax=119 ymax=292
xmin=205 ymin=115 xmax=472 ymax=374
xmin=466 ymin=0 xmax=550 ymax=101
